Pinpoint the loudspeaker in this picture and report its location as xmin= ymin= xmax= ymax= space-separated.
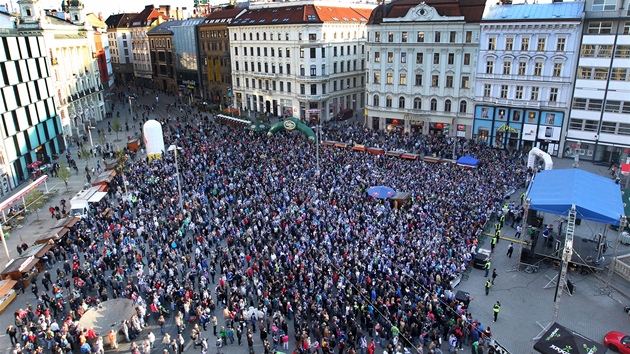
xmin=575 ymin=218 xmax=582 ymax=225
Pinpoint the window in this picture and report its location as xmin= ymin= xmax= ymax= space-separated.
xmin=592 ymin=0 xmax=616 ymax=11
xmin=625 ymin=21 xmax=630 ymax=35
xmin=387 ymin=52 xmax=394 ymax=63
xmin=416 ymin=53 xmax=423 ymax=64
xmin=286 ymin=64 xmax=290 ymax=74
xmin=587 ymin=21 xmax=613 ymax=34
xmin=461 ymin=76 xmax=469 ymax=88
xmin=572 ymin=98 xmax=587 ymax=110
xmin=401 ymin=52 xmax=407 ymax=63
xmin=401 ymin=32 xmax=408 ymax=43
xmin=398 ymin=73 xmax=407 ymax=85
xmin=598 ymin=45 xmax=613 ymax=57
xmin=581 ymin=44 xmax=596 ymax=57
xmin=623 ymin=102 xmax=630 ymax=114
xmin=444 ymin=99 xmax=452 ymax=112
xmin=500 ymin=85 xmax=508 ymax=98
xmin=300 ymin=84 xmax=305 ymax=94
xmin=388 ymin=32 xmax=394 ymax=42
xmin=414 ymin=98 xmax=422 ymax=109
xmin=486 ymin=61 xmax=494 ymax=74
xmin=533 ymin=62 xmax=542 ymax=76
xmin=515 ymin=86 xmax=523 ymax=99
xmin=588 ymin=99 xmax=603 ymax=111
xmin=433 ymin=53 xmax=440 ymax=64
xmin=483 ymin=84 xmax=491 ymax=97
xmin=449 ymin=31 xmax=456 ymax=43
xmin=465 ymin=31 xmax=472 ymax=43
xmin=321 ymin=48 xmax=326 ymax=58
xmin=300 ymin=48 xmax=304 ymax=58
xmin=430 ymin=99 xmax=437 ymax=111
xmin=464 ymin=53 xmax=470 ymax=65
xmin=373 ymin=95 xmax=380 ymax=106
xmin=459 ymin=100 xmax=467 ymax=113
xmin=399 ymin=96 xmax=405 ymax=108
xmin=601 ymin=122 xmax=616 ymax=133
xmin=537 ymin=37 xmax=546 ymax=51
xmin=386 ymin=96 xmax=392 ymax=108
xmin=521 ymin=38 xmax=529 ymax=51
xmin=434 ymin=31 xmax=441 ymax=42
xmin=556 ymin=38 xmax=566 ymax=52
xmin=310 ymin=65 xmax=316 ymax=76
xmin=505 ymin=38 xmax=514 ymax=51
xmin=549 ymin=88 xmax=558 ymax=102
xmin=620 ymin=123 xmax=630 ymax=135
xmin=593 ymin=68 xmax=608 ymax=80
xmin=584 ymin=120 xmax=599 ymax=132
xmin=446 ymin=53 xmax=454 ymax=65
xmin=431 ymin=75 xmax=439 ymax=87
xmin=445 ymin=75 xmax=453 ymax=87
xmin=569 ymin=118 xmax=584 ymax=130
xmin=553 ymin=63 xmax=562 ymax=77
xmin=603 ymin=99 xmax=622 ymax=113
xmin=417 ymin=31 xmax=424 ymax=42
xmin=578 ymin=67 xmax=592 ymax=79
xmin=531 ymin=87 xmax=539 ymax=101
xmin=374 ymin=32 xmax=380 ymax=42
xmin=286 ymin=49 xmax=290 ymax=57
xmin=386 ymin=73 xmax=393 ymax=84
xmin=615 ymin=45 xmax=630 ymax=58
xmin=612 ymin=68 xmax=628 ymax=80
xmin=488 ymin=37 xmax=496 ymax=50
xmin=374 ymin=52 xmax=380 ymax=62
xmin=310 ymin=84 xmax=317 ymax=95
xmin=518 ymin=62 xmax=526 ymax=75
xmin=503 ymin=62 xmax=511 ymax=75
xmin=415 ymin=74 xmax=422 ymax=86
xmin=373 ymin=72 xmax=380 ymax=84
xmin=287 ymin=82 xmax=291 ymax=92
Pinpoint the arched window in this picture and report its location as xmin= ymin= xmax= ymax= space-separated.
xmin=234 ymin=33 xmax=237 ymax=40
xmin=413 ymin=98 xmax=421 ymax=109
xmin=242 ymin=33 xmax=246 ymax=40
xmin=430 ymin=99 xmax=437 ymax=111
xmin=459 ymin=100 xmax=467 ymax=113
xmin=256 ymin=33 xmax=260 ymax=40
xmin=334 ymin=32 xmax=337 ymax=39
xmin=263 ymin=33 xmax=267 ymax=40
xmin=386 ymin=95 xmax=393 ymax=108
xmin=399 ymin=96 xmax=405 ymax=109
xmin=373 ymin=95 xmax=380 ymax=106
xmin=444 ymin=99 xmax=452 ymax=112
xmin=249 ymin=33 xmax=253 ymax=40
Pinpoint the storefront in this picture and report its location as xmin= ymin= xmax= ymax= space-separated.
xmin=386 ymin=118 xmax=403 ymax=132
xmin=564 ymin=140 xmax=630 ymax=164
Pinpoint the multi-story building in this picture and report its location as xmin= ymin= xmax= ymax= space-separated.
xmin=171 ymin=18 xmax=205 ymax=99
xmin=198 ymin=8 xmax=247 ymax=105
xmin=229 ymin=2 xmax=374 ymax=121
xmin=365 ymin=0 xmax=484 ymax=136
xmin=86 ymin=13 xmax=114 ymax=91
xmin=148 ymin=21 xmax=178 ymax=93
xmin=473 ymin=2 xmax=584 ymax=155
xmin=17 ymin=0 xmax=106 ymax=139
xmin=106 ymin=13 xmax=137 ymax=84
xmin=565 ymin=0 xmax=630 ymax=164
xmin=0 ymin=31 xmax=63 ymax=189
xmin=130 ymin=5 xmax=169 ymax=86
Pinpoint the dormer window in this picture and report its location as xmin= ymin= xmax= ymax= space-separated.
xmin=26 ymin=7 xmax=32 ymax=16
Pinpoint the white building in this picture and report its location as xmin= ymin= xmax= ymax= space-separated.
xmin=365 ymin=0 xmax=484 ymax=136
xmin=229 ymin=2 xmax=374 ymax=122
xmin=565 ymin=0 xmax=630 ymax=164
xmin=473 ymin=2 xmax=583 ymax=155
xmin=106 ymin=13 xmax=136 ymax=83
xmin=130 ymin=5 xmax=169 ymax=86
xmin=17 ymin=0 xmax=106 ymax=139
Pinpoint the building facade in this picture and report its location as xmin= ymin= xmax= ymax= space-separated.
xmin=473 ymin=2 xmax=584 ymax=155
xmin=565 ymin=0 xmax=630 ymax=164
xmin=172 ymin=18 xmax=205 ymax=99
xmin=229 ymin=2 xmax=373 ymax=122
xmin=148 ymin=21 xmax=177 ymax=93
xmin=365 ymin=0 xmax=484 ymax=136
xmin=130 ymin=5 xmax=169 ymax=86
xmin=0 ymin=32 xmax=63 ymax=189
xmin=17 ymin=0 xmax=106 ymax=139
xmin=106 ymin=13 xmax=136 ymax=84
xmin=198 ymin=8 xmax=246 ymax=105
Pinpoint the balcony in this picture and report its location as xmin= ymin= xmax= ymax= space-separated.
xmin=250 ymin=72 xmax=279 ymax=79
xmin=296 ymin=94 xmax=329 ymax=101
xmin=297 ymin=75 xmax=328 ymax=83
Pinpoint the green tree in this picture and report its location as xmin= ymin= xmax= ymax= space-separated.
xmin=114 ymin=148 xmax=129 ymax=196
xmin=80 ymin=145 xmax=91 ymax=168
xmin=24 ymin=189 xmax=45 ymax=221
xmin=112 ymin=116 xmax=122 ymax=141
xmin=57 ymin=161 xmax=72 ymax=191
xmin=98 ymin=131 xmax=107 ymax=147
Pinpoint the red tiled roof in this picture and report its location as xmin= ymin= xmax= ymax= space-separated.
xmin=130 ymin=6 xmax=169 ymax=27
xmin=229 ymin=5 xmax=372 ymax=26
xmin=368 ymin=0 xmax=484 ymax=24
xmin=201 ymin=8 xmax=245 ymax=25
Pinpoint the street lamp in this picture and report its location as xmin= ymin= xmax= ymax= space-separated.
xmin=168 ymin=144 xmax=184 ymax=211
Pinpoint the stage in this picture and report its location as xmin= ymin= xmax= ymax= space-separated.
xmin=521 ymin=230 xmax=604 ymax=272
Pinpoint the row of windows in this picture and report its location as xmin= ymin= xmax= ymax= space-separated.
xmin=580 ymin=44 xmax=630 ymax=58
xmin=482 ymin=84 xmax=557 ymax=102
xmin=1 ymin=97 xmax=56 ymax=136
xmin=236 ymin=76 xmax=364 ymax=93
xmin=487 ymin=36 xmax=566 ymax=52
xmin=569 ymin=119 xmax=630 ymax=135
xmin=0 ymin=59 xmax=48 ymax=88
xmin=371 ymin=51 xmax=472 ymax=66
xmin=0 ymin=36 xmax=43 ymax=62
xmin=371 ymin=30 xmax=474 ymax=44
xmin=150 ymin=39 xmax=171 ymax=49
xmin=235 ymin=60 xmax=366 ymax=76
xmin=234 ymin=31 xmax=363 ymax=42
xmin=485 ymin=60 xmax=563 ymax=77
xmin=371 ymin=72 xmax=470 ymax=89
xmin=234 ymin=45 xmax=364 ymax=59
xmin=587 ymin=21 xmax=630 ymax=34
xmin=576 ymin=67 xmax=630 ymax=80
xmin=200 ymin=30 xmax=228 ymax=39
xmin=2 ymin=79 xmax=51 ymax=113
xmin=372 ymin=95 xmax=468 ymax=113
xmin=571 ymin=98 xmax=630 ymax=113
xmin=201 ymin=41 xmax=228 ymax=52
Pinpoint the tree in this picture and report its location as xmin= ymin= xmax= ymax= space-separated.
xmin=112 ymin=116 xmax=122 ymax=141
xmin=24 ymin=190 xmax=45 ymax=221
xmin=98 ymin=131 xmax=107 ymax=147
xmin=80 ymin=145 xmax=91 ymax=168
xmin=114 ymin=148 xmax=129 ymax=197
xmin=57 ymin=161 xmax=72 ymax=191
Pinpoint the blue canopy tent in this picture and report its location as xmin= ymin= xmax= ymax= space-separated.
xmin=526 ymin=169 xmax=624 ymax=226
xmin=456 ymin=155 xmax=479 ymax=168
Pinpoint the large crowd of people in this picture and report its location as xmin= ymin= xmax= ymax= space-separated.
xmin=8 ymin=85 xmax=526 ymax=354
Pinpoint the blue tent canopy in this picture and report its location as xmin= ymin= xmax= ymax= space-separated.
xmin=526 ymin=169 xmax=624 ymax=226
xmin=456 ymin=155 xmax=479 ymax=167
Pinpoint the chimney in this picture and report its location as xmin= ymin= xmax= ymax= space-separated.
xmin=98 ymin=12 xmax=103 ymax=20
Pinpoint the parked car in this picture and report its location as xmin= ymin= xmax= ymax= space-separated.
xmin=336 ymin=109 xmax=353 ymax=121
xmin=604 ymin=331 xmax=630 ymax=353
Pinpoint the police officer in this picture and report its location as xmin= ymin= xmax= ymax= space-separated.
xmin=493 ymin=301 xmax=501 ymax=322
xmin=485 ymin=279 xmax=492 ymax=296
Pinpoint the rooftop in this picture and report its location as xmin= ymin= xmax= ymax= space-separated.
xmin=229 ymin=5 xmax=372 ymax=26
xmin=483 ymin=2 xmax=584 ymax=21
xmin=368 ymin=0 xmax=486 ymax=24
